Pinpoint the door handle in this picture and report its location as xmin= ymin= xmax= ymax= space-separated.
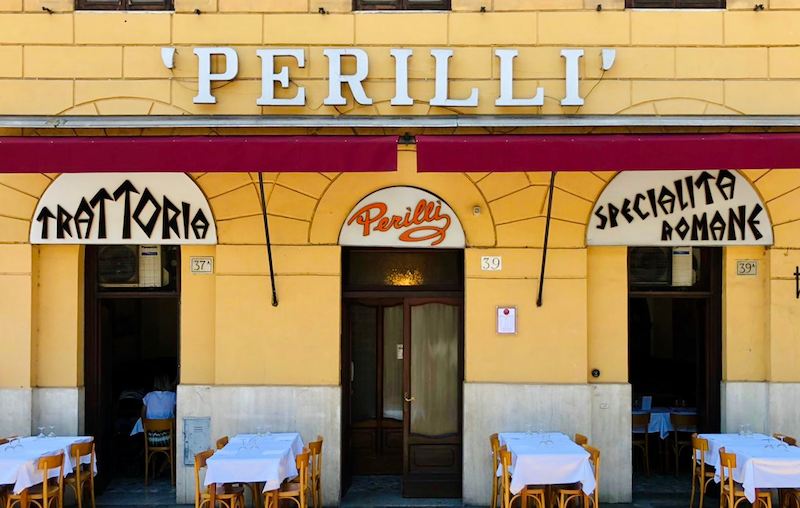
xmin=404 ymin=393 xmax=416 ymax=403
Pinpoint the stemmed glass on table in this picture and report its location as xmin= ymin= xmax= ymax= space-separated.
xmin=47 ymin=426 xmax=56 ymax=438
xmin=36 ymin=427 xmax=46 ymax=439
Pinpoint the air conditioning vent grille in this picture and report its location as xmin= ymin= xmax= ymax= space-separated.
xmin=98 ymin=246 xmax=138 ymax=284
xmin=629 ymin=247 xmax=671 ymax=286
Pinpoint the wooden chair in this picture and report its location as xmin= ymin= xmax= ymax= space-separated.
xmin=669 ymin=413 xmax=697 ymax=477
xmin=265 ymin=449 xmax=310 ymax=508
xmin=490 ymin=434 xmax=501 ymax=508
xmin=690 ymin=434 xmax=714 ymax=508
xmin=194 ymin=450 xmax=245 ymax=508
xmin=65 ymin=440 xmax=96 ymax=508
xmin=143 ymin=418 xmax=175 ymax=487
xmin=552 ymin=444 xmax=600 ymax=508
xmin=499 ymin=447 xmax=547 ymax=508
xmin=216 ymin=436 xmax=229 ymax=450
xmin=632 ymin=413 xmax=651 ymax=478
xmin=5 ymin=452 xmax=65 ymax=508
xmin=773 ymin=434 xmax=798 ymax=447
xmin=574 ymin=434 xmax=588 ymax=447
xmin=719 ymin=448 xmax=772 ymax=508
xmin=308 ymin=436 xmax=323 ymax=508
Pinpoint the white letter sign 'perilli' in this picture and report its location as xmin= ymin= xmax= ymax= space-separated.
xmin=587 ymin=170 xmax=773 ymax=247
xmin=31 ymin=173 xmax=217 ymax=245
xmin=340 ymin=187 xmax=465 ymax=249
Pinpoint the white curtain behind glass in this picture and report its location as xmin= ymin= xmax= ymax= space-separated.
xmin=410 ymin=303 xmax=458 ymax=437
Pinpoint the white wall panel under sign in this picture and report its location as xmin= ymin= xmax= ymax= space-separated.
xmin=31 ymin=173 xmax=217 ymax=245
xmin=339 ymin=186 xmax=465 ymax=248
xmin=587 ymin=170 xmax=773 ymax=247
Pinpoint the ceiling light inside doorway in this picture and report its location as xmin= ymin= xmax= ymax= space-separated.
xmin=385 ymin=268 xmax=424 ymax=286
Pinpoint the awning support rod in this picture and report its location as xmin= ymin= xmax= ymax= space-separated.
xmin=258 ymin=172 xmax=279 ymax=307
xmin=537 ymin=172 xmax=557 ymax=307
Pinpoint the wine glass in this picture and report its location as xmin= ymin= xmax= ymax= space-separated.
xmin=525 ymin=424 xmax=533 ymax=436
xmin=739 ymin=425 xmax=746 ymax=436
xmin=249 ymin=437 xmax=259 ymax=450
xmin=47 ymin=426 xmax=56 ymax=438
xmin=263 ymin=425 xmax=272 ymax=436
xmin=36 ymin=427 xmax=45 ymax=439
xmin=778 ymin=436 xmax=789 ymax=451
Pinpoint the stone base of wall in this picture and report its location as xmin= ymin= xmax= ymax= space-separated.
xmin=722 ymin=381 xmax=800 ymax=439
xmin=175 ymin=385 xmax=342 ymax=506
xmin=31 ymin=387 xmax=84 ymax=436
xmin=0 ymin=388 xmax=32 ymax=438
xmin=462 ymin=382 xmax=631 ymax=504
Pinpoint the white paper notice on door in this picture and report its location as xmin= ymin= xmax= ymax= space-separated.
xmin=496 ymin=306 xmax=517 ymax=335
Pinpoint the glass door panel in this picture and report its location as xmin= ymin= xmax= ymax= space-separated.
xmin=350 ymin=304 xmax=377 ymax=423
xmin=383 ymin=305 xmax=403 ymax=421
xmin=409 ymin=303 xmax=459 ymax=436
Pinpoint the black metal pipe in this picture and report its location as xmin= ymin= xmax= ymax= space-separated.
xmin=258 ymin=172 xmax=279 ymax=307
xmin=537 ymin=171 xmax=557 ymax=307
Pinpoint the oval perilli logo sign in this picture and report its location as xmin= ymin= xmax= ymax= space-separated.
xmin=339 ymin=187 xmax=465 ymax=248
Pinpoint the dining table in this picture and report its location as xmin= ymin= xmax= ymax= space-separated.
xmin=700 ymin=433 xmax=800 ymax=503
xmin=0 ymin=436 xmax=95 ymax=495
xmin=497 ymin=432 xmax=596 ymax=507
xmin=204 ymin=432 xmax=305 ymax=501
xmin=632 ymin=407 xmax=697 ymax=439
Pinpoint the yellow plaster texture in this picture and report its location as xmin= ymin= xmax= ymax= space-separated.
xmin=722 ymin=246 xmax=768 ymax=382
xmin=180 ymin=245 xmax=216 ymax=385
xmin=35 ymin=245 xmax=83 ymax=388
xmin=587 ymin=246 xmax=627 ymax=383
xmin=0 ymin=244 xmax=33 ymax=387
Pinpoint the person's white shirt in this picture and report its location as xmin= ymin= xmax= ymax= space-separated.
xmin=130 ymin=391 xmax=176 ymax=435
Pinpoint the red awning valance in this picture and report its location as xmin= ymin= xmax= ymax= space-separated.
xmin=0 ymin=136 xmax=398 ymax=173
xmin=416 ymin=134 xmax=800 ymax=172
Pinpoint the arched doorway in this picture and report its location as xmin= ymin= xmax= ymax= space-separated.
xmin=339 ymin=187 xmax=466 ymax=499
xmin=32 ymin=172 xmax=217 ymax=491
xmin=587 ymin=169 xmax=773 ymax=473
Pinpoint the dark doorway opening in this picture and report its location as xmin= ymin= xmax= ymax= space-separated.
xmin=84 ymin=245 xmax=180 ymax=491
xmin=628 ymin=246 xmax=722 ymax=475
xmin=341 ymin=248 xmax=464 ymax=499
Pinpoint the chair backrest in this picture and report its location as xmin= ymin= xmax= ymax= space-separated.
xmin=37 ymin=452 xmax=65 ymax=508
xmin=0 ymin=438 xmax=7 ymax=446
xmin=499 ymin=446 xmax=512 ymax=508
xmin=194 ymin=449 xmax=214 ymax=504
xmin=575 ymin=433 xmax=588 ymax=446
xmin=719 ymin=447 xmax=737 ymax=496
xmin=296 ymin=449 xmax=310 ymax=503
xmin=583 ymin=445 xmax=601 ymax=506
xmin=632 ymin=412 xmax=650 ymax=432
xmin=691 ymin=434 xmax=708 ymax=478
xmin=70 ymin=439 xmax=96 ymax=470
xmin=309 ymin=436 xmax=323 ymax=480
xmin=490 ymin=433 xmax=500 ymax=470
xmin=670 ymin=413 xmax=698 ymax=433
xmin=143 ymin=418 xmax=174 ymax=451
xmin=216 ymin=436 xmax=229 ymax=450
xmin=773 ymin=433 xmax=798 ymax=446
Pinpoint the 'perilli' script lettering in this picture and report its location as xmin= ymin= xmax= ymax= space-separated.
xmin=347 ymin=199 xmax=451 ymax=246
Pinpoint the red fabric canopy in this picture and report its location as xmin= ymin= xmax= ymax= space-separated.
xmin=416 ymin=134 xmax=800 ymax=172
xmin=0 ymin=136 xmax=398 ymax=173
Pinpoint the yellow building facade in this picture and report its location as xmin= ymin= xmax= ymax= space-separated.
xmin=1 ymin=2 xmax=800 ymax=504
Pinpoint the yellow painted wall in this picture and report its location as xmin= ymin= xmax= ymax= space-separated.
xmin=465 ymin=248 xmax=588 ymax=383
xmin=35 ymin=245 xmax=83 ymax=387
xmin=0 ymin=10 xmax=793 ymax=116
xmin=0 ymin=243 xmax=34 ymax=388
xmin=722 ymin=246 xmax=769 ymax=382
xmin=587 ymin=246 xmax=628 ymax=384
xmin=180 ymin=245 xmax=216 ymax=385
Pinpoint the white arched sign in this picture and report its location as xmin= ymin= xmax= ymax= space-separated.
xmin=31 ymin=173 xmax=217 ymax=245
xmin=587 ymin=170 xmax=772 ymax=246
xmin=339 ymin=187 xmax=465 ymax=248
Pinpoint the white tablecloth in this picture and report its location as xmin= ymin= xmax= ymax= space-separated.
xmin=632 ymin=408 xmax=697 ymax=439
xmin=205 ymin=433 xmax=305 ymax=493
xmin=700 ymin=433 xmax=800 ymax=502
xmin=498 ymin=432 xmax=596 ymax=496
xmin=0 ymin=436 xmax=95 ymax=494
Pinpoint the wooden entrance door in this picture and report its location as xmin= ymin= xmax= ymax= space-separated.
xmin=343 ymin=297 xmax=463 ymax=498
xmin=402 ymin=298 xmax=463 ymax=497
